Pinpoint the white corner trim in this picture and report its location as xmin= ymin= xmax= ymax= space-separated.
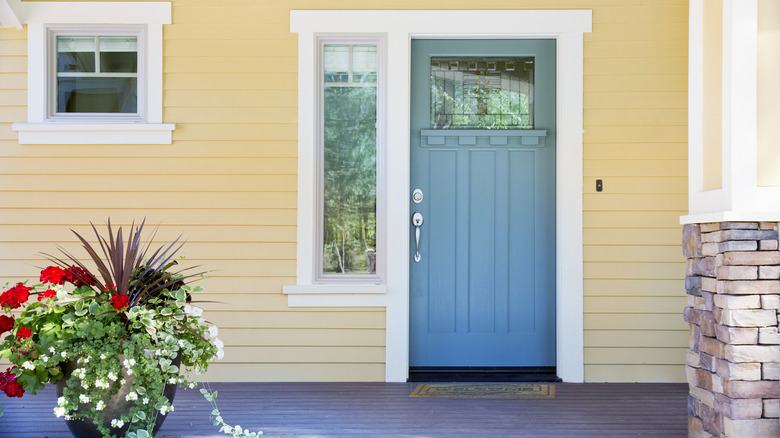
xmin=12 ymin=123 xmax=175 ymax=144
xmin=283 ymin=284 xmax=388 ymax=295
xmin=17 ymin=2 xmax=172 ymax=145
xmin=685 ymin=0 xmax=780 ymax=222
xmin=291 ymin=9 xmax=591 ymax=384
xmin=0 ymin=0 xmax=22 ymax=28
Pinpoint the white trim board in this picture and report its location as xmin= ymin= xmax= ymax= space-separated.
xmin=0 ymin=0 xmax=22 ymax=28
xmin=289 ymin=9 xmax=591 ymax=383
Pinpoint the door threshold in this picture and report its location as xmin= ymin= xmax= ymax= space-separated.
xmin=408 ymin=367 xmax=561 ymax=383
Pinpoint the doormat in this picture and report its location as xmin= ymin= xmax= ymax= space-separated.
xmin=410 ymin=383 xmax=555 ymax=398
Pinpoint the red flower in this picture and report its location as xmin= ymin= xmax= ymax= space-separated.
xmin=37 ymin=289 xmax=57 ymax=301
xmin=0 ymin=283 xmax=31 ymax=309
xmin=16 ymin=326 xmax=31 ymax=339
xmin=39 ymin=266 xmax=67 ymax=285
xmin=0 ymin=368 xmax=24 ymax=398
xmin=65 ymin=266 xmax=93 ymax=287
xmin=0 ymin=315 xmax=13 ymax=334
xmin=103 ymin=282 xmax=116 ymax=292
xmin=111 ymin=294 xmax=130 ymax=311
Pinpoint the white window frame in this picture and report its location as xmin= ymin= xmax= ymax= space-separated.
xmin=12 ymin=2 xmax=174 ymax=144
xmin=315 ymin=36 xmax=387 ymax=285
xmin=47 ymin=25 xmax=145 ymax=122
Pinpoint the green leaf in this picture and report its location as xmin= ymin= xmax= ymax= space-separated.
xmin=135 ymin=411 xmax=147 ymax=421
xmin=0 ymin=406 xmax=3 ymax=417
xmin=141 ymin=317 xmax=153 ymax=327
xmin=167 ymin=365 xmax=178 ymax=374
xmin=88 ymin=301 xmax=100 ymax=315
xmin=136 ymin=431 xmax=150 ymax=438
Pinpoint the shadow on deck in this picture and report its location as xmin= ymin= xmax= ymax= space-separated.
xmin=1 ymin=382 xmax=688 ymax=437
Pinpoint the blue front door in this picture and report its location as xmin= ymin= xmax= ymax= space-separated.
xmin=409 ymin=39 xmax=556 ymax=368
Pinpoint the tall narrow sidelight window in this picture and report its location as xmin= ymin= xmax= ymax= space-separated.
xmin=320 ymin=42 xmax=381 ymax=278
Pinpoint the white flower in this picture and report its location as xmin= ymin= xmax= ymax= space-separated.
xmin=22 ymin=361 xmax=35 ymax=370
xmin=40 ymin=355 xmax=49 ymax=362
xmin=191 ymin=306 xmax=203 ymax=317
xmin=208 ymin=326 xmax=219 ymax=338
xmin=111 ymin=419 xmax=124 ymax=428
xmin=79 ymin=394 xmax=89 ymax=403
xmin=159 ymin=404 xmax=174 ymax=415
xmin=216 ymin=348 xmax=225 ymax=360
xmin=57 ymin=397 xmax=66 ymax=406
xmin=214 ymin=338 xmax=224 ymax=349
xmin=168 ymin=377 xmax=177 ymax=384
xmin=120 ymin=379 xmax=126 ymax=385
xmin=188 ymin=382 xmax=196 ymax=389
xmin=95 ymin=379 xmax=108 ymax=389
xmin=125 ymin=391 xmax=138 ymax=401
xmin=53 ymin=407 xmax=66 ymax=417
xmin=95 ymin=400 xmax=105 ymax=411
xmin=107 ymin=372 xmax=118 ymax=382
xmin=49 ymin=347 xmax=56 ymax=354
xmin=100 ymin=354 xmax=106 ymax=360
xmin=61 ymin=351 xmax=67 ymax=358
xmin=142 ymin=397 xmax=149 ymax=405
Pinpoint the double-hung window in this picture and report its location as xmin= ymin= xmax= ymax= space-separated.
xmin=51 ymin=28 xmax=143 ymax=120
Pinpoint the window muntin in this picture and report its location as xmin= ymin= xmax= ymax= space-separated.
xmin=430 ymin=56 xmax=534 ymax=129
xmin=48 ymin=27 xmax=144 ymax=120
xmin=320 ymin=43 xmax=379 ymax=278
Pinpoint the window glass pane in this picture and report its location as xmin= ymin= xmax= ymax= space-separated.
xmin=430 ymin=57 xmax=534 ymax=129
xmin=57 ymin=77 xmax=137 ymax=113
xmin=322 ymin=44 xmax=378 ymax=275
xmin=57 ymin=36 xmax=96 ymax=73
xmin=324 ymin=45 xmax=350 ymax=83
xmin=99 ymin=37 xmax=138 ymax=73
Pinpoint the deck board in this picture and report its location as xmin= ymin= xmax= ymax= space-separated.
xmin=1 ymin=382 xmax=688 ymax=437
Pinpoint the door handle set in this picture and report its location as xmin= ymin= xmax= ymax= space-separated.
xmin=412 ymin=211 xmax=423 ymax=263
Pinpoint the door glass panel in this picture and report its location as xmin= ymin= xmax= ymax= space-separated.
xmin=430 ymin=57 xmax=534 ymax=129
xmin=322 ymin=44 xmax=378 ymax=275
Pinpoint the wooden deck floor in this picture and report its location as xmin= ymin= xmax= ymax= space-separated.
xmin=1 ymin=382 xmax=688 ymax=437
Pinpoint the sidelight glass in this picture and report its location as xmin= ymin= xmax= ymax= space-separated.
xmin=430 ymin=57 xmax=534 ymax=129
xmin=322 ymin=44 xmax=378 ymax=275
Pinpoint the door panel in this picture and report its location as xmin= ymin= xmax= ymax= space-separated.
xmin=410 ymin=39 xmax=556 ymax=368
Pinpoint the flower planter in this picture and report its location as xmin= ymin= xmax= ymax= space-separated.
xmin=55 ymin=354 xmax=180 ymax=438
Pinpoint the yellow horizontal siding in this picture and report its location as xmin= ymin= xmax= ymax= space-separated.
xmin=585 ymin=330 xmax=688 ymax=348
xmin=584 ymin=365 xmax=685 ymax=383
xmin=200 ymin=363 xmax=385 ymax=382
xmin=585 ymin=314 xmax=688 ymax=331
xmin=0 ymin=0 xmax=689 ymax=383
xmin=585 ymin=279 xmax=683 ymax=297
xmin=581 ymin=0 xmax=687 ymax=383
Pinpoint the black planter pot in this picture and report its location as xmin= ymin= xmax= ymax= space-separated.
xmin=55 ymin=354 xmax=180 ymax=438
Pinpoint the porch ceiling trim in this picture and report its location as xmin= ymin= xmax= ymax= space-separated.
xmin=0 ymin=0 xmax=22 ymax=28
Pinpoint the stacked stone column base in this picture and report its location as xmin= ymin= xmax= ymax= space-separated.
xmin=684 ymin=222 xmax=780 ymax=437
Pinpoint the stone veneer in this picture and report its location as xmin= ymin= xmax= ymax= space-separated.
xmin=684 ymin=222 xmax=780 ymax=437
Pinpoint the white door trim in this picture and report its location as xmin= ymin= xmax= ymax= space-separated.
xmin=289 ymin=10 xmax=591 ymax=383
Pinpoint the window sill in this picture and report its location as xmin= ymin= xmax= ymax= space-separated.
xmin=283 ymin=284 xmax=387 ymax=294
xmin=12 ymin=122 xmax=175 ymax=144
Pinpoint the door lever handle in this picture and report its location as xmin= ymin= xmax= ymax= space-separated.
xmin=412 ymin=211 xmax=424 ymax=262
